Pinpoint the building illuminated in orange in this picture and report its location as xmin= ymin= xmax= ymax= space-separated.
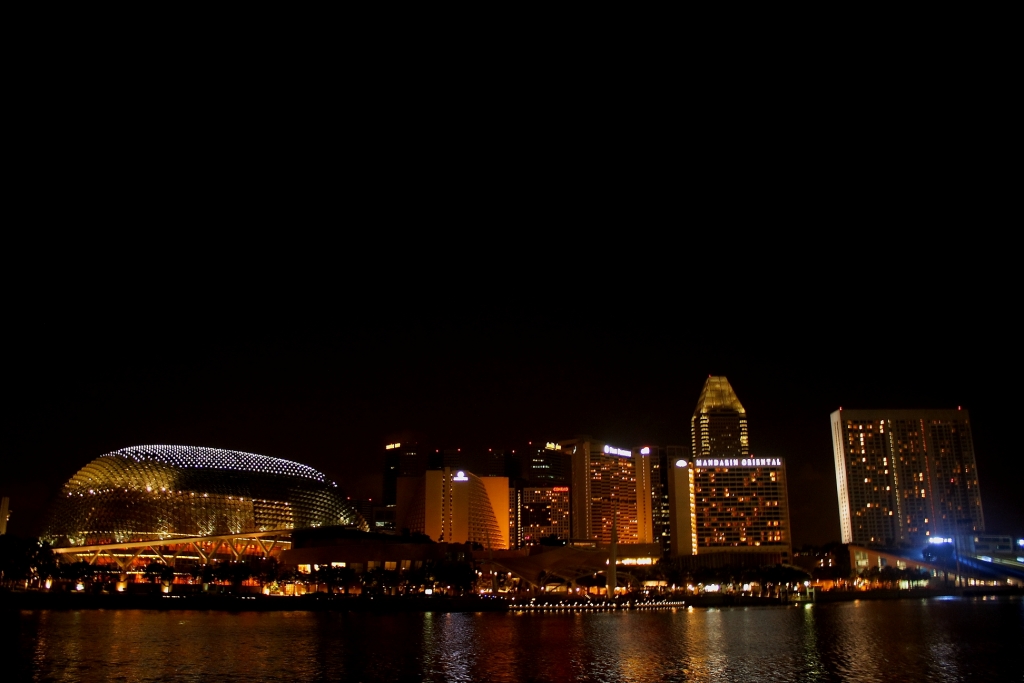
xmin=558 ymin=436 xmax=654 ymax=545
xmin=668 ymin=377 xmax=793 ymax=561
xmin=395 ymin=468 xmax=510 ymax=550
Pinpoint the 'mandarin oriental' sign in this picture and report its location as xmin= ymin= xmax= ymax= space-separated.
xmin=695 ymin=458 xmax=782 ymax=468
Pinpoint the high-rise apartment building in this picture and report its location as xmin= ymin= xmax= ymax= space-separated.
xmin=830 ymin=408 xmax=984 ymax=547
xmin=558 ymin=436 xmax=654 ymax=545
xmin=668 ymin=376 xmax=793 ymax=561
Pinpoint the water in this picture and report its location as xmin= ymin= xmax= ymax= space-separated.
xmin=8 ymin=597 xmax=1024 ymax=682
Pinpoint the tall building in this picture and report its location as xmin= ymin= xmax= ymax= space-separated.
xmin=668 ymin=377 xmax=793 ymax=561
xmin=525 ymin=442 xmax=570 ymax=483
xmin=382 ymin=436 xmax=431 ymax=506
xmin=692 ymin=376 xmax=749 ymax=462
xmin=559 ymin=436 xmax=654 ymax=545
xmin=830 ymin=408 xmax=985 ymax=547
xmin=394 ymin=468 xmax=510 ymax=550
xmin=643 ymin=445 xmax=684 ymax=557
xmin=516 ymin=486 xmax=571 ymax=547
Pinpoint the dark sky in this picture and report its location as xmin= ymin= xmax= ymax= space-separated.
xmin=7 ymin=240 xmax=1020 ymax=549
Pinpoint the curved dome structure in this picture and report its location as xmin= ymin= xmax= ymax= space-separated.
xmin=43 ymin=445 xmax=368 ymax=547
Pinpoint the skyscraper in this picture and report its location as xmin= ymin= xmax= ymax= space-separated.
xmin=559 ymin=436 xmax=654 ymax=545
xmin=830 ymin=408 xmax=984 ymax=547
xmin=668 ymin=376 xmax=793 ymax=561
xmin=692 ymin=376 xmax=749 ymax=462
xmin=641 ymin=445 xmax=674 ymax=557
xmin=382 ymin=435 xmax=431 ymax=506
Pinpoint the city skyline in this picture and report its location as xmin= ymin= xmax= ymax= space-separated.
xmin=7 ymin=278 xmax=1020 ymax=548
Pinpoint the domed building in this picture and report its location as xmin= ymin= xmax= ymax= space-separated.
xmin=43 ymin=445 xmax=368 ymax=548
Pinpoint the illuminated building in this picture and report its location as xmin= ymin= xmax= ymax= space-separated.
xmin=668 ymin=377 xmax=793 ymax=561
xmin=558 ymin=436 xmax=654 ymax=545
xmin=692 ymin=376 xmax=749 ymax=462
xmin=42 ymin=445 xmax=368 ymax=548
xmin=516 ymin=486 xmax=571 ymax=547
xmin=525 ymin=442 xmax=569 ymax=483
xmin=394 ymin=468 xmax=510 ymax=549
xmin=830 ymin=408 xmax=985 ymax=547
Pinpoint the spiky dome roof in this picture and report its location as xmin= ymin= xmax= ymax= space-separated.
xmin=43 ymin=445 xmax=366 ymax=547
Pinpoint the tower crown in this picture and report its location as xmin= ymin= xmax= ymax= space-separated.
xmin=694 ymin=376 xmax=746 ymax=416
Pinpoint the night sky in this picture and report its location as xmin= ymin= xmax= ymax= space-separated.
xmin=7 ymin=240 xmax=1020 ymax=548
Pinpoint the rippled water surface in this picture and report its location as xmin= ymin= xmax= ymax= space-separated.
xmin=8 ymin=596 xmax=1023 ymax=682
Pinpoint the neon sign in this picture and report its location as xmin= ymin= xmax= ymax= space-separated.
xmin=640 ymin=447 xmax=651 ymax=455
xmin=385 ymin=443 xmax=401 ymax=450
xmin=675 ymin=459 xmax=688 ymax=468
xmin=603 ymin=445 xmax=631 ymax=457
xmin=694 ymin=458 xmax=782 ymax=468
xmin=453 ymin=471 xmax=469 ymax=482
xmin=552 ymin=486 xmax=569 ymax=492
xmin=545 ymin=442 xmax=560 ymax=450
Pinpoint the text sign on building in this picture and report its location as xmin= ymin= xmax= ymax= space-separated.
xmin=552 ymin=486 xmax=569 ymax=492
xmin=694 ymin=458 xmax=782 ymax=468
xmin=544 ymin=442 xmax=560 ymax=451
xmin=385 ymin=443 xmax=401 ymax=450
xmin=603 ymin=445 xmax=631 ymax=457
xmin=453 ymin=470 xmax=469 ymax=482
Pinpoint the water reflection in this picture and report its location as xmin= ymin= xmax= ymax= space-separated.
xmin=11 ymin=597 xmax=1023 ymax=682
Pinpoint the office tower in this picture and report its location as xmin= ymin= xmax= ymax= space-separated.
xmin=382 ymin=436 xmax=430 ymax=506
xmin=692 ymin=375 xmax=749 ymax=462
xmin=642 ymin=445 xmax=679 ymax=557
xmin=559 ymin=436 xmax=654 ymax=545
xmin=516 ymin=486 xmax=571 ymax=547
xmin=525 ymin=442 xmax=570 ymax=483
xmin=668 ymin=377 xmax=793 ymax=561
xmin=830 ymin=408 xmax=985 ymax=547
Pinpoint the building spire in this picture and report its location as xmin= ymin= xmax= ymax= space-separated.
xmin=693 ymin=376 xmax=746 ymax=417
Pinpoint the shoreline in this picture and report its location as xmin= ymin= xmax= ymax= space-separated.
xmin=3 ymin=585 xmax=1019 ymax=613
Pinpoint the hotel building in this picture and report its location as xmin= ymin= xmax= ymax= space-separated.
xmin=558 ymin=436 xmax=654 ymax=545
xmin=830 ymin=408 xmax=984 ymax=547
xmin=394 ymin=468 xmax=510 ymax=550
xmin=668 ymin=377 xmax=793 ymax=561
